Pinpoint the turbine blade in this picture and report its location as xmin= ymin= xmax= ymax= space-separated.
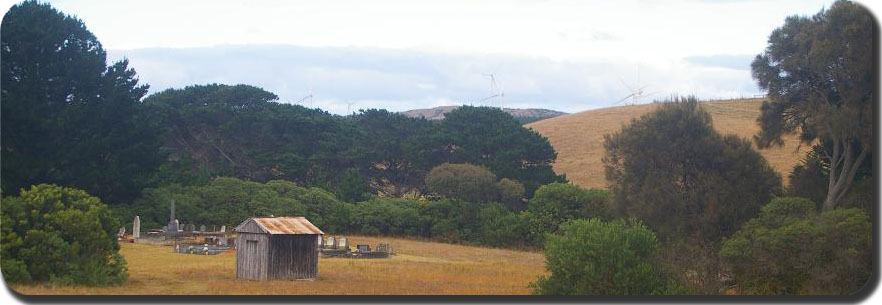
xmin=619 ymin=78 xmax=634 ymax=92
xmin=480 ymin=94 xmax=500 ymax=101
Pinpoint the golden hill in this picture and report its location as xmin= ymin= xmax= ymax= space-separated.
xmin=526 ymin=98 xmax=805 ymax=189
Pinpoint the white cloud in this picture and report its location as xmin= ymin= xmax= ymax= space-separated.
xmin=107 ymin=44 xmax=769 ymax=114
xmin=3 ymin=0 xmax=863 ymax=114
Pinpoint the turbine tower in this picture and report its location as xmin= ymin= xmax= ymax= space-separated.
xmin=346 ymin=101 xmax=356 ymax=114
xmin=481 ymin=73 xmax=505 ymax=107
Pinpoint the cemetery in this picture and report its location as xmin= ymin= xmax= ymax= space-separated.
xmin=319 ymin=236 xmax=394 ymax=259
xmin=116 ymin=200 xmax=396 ymax=282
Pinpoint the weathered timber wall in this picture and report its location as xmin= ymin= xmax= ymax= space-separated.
xmin=267 ymin=234 xmax=319 ymax=280
xmin=236 ymin=233 xmax=269 ymax=280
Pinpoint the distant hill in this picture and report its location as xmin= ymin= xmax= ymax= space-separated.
xmin=526 ymin=98 xmax=805 ymax=189
xmin=401 ymin=106 xmax=567 ymax=124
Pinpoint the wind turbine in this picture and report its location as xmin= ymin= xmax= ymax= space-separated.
xmin=615 ymin=65 xmax=657 ymax=105
xmin=481 ymin=73 xmax=505 ymax=107
xmin=346 ymin=100 xmax=356 ymax=114
xmin=296 ymin=88 xmax=314 ymax=107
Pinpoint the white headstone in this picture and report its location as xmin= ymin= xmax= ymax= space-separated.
xmin=220 ymin=225 xmax=226 ymax=233
xmin=133 ymin=216 xmax=141 ymax=239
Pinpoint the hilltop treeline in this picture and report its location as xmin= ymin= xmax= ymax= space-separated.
xmin=147 ymin=84 xmax=563 ymax=199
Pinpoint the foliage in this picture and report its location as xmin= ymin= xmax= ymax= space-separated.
xmin=425 ymin=163 xmax=499 ymax=203
xmin=526 ymin=183 xmax=611 ymax=244
xmin=751 ymin=0 xmax=873 ymax=210
xmin=1 ymin=0 xmax=163 ymax=203
xmin=787 ymin=147 xmax=830 ymax=208
xmin=140 ymin=86 xmax=563 ymax=203
xmin=720 ymin=197 xmax=872 ymax=295
xmin=0 ymin=184 xmax=128 ymax=285
xmin=349 ymin=109 xmax=436 ymax=197
xmin=475 ymin=203 xmax=531 ymax=248
xmin=128 ymin=178 xmax=344 ymax=230
xmin=143 ymin=84 xmax=360 ymax=187
xmin=350 ymin=198 xmax=429 ymax=237
xmin=334 ymin=168 xmax=371 ymax=203
xmin=125 ymin=177 xmax=538 ymax=249
xmin=496 ymin=178 xmax=526 ymax=211
xmin=437 ymin=106 xmax=565 ymax=196
xmin=603 ymin=97 xmax=782 ymax=244
xmin=531 ymin=218 xmax=666 ymax=295
xmin=788 ymin=144 xmax=873 ymax=213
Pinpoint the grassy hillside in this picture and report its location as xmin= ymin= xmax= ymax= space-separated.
xmin=526 ymin=98 xmax=805 ymax=189
xmin=11 ymin=236 xmax=546 ymax=295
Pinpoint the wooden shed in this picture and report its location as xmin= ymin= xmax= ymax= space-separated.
xmin=233 ymin=216 xmax=324 ymax=280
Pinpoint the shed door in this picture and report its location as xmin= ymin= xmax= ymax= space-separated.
xmin=238 ymin=239 xmax=266 ymax=280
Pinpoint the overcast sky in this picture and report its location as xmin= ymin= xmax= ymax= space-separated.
xmin=5 ymin=0 xmax=861 ymax=114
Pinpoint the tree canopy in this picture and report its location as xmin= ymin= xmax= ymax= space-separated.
xmin=531 ymin=218 xmax=668 ymax=295
xmin=437 ymin=106 xmax=564 ymax=196
xmin=751 ymin=0 xmax=873 ymax=210
xmin=720 ymin=197 xmax=872 ymax=294
xmin=603 ymin=98 xmax=782 ymax=244
xmin=425 ymin=163 xmax=499 ymax=203
xmin=139 ymin=86 xmax=564 ymax=201
xmin=1 ymin=0 xmax=163 ymax=204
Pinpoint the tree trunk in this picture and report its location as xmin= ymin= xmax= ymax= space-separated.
xmin=822 ymin=139 xmax=869 ymax=211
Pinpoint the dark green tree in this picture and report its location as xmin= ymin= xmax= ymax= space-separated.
xmin=751 ymin=0 xmax=873 ymax=211
xmin=720 ymin=197 xmax=872 ymax=295
xmin=531 ymin=218 xmax=667 ymax=295
xmin=603 ymin=98 xmax=783 ymax=294
xmin=0 ymin=184 xmax=128 ymax=285
xmin=437 ymin=106 xmax=564 ymax=195
xmin=350 ymin=109 xmax=435 ymax=197
xmin=1 ymin=1 xmax=162 ymax=203
xmin=143 ymin=84 xmax=361 ymax=187
xmin=603 ymin=98 xmax=782 ymax=244
xmin=335 ymin=168 xmax=371 ymax=202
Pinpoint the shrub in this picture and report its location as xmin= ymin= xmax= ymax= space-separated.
xmin=423 ymin=199 xmax=480 ymax=243
xmin=475 ymin=203 xmax=531 ymax=247
xmin=351 ymin=198 xmax=429 ymax=237
xmin=496 ymin=178 xmax=526 ymax=210
xmin=0 ymin=184 xmax=128 ymax=285
xmin=720 ymin=197 xmax=872 ymax=295
xmin=526 ymin=183 xmax=611 ymax=242
xmin=531 ymin=218 xmax=667 ymax=295
xmin=425 ymin=163 xmax=499 ymax=203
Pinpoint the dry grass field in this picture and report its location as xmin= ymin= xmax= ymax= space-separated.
xmin=526 ymin=98 xmax=805 ymax=189
xmin=10 ymin=236 xmax=546 ymax=295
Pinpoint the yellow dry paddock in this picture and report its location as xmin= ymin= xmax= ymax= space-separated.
xmin=10 ymin=236 xmax=546 ymax=295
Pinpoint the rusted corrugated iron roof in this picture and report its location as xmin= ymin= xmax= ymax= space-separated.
xmin=235 ymin=217 xmax=324 ymax=235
